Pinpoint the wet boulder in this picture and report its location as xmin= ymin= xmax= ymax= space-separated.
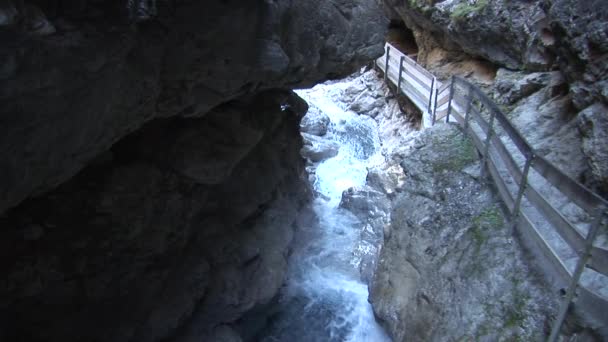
xmin=300 ymin=106 xmax=331 ymax=136
xmin=300 ymin=133 xmax=340 ymax=162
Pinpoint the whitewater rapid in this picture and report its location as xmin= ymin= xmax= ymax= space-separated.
xmin=256 ymin=76 xmax=391 ymax=342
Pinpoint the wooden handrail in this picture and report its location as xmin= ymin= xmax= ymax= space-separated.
xmin=376 ymin=41 xmax=608 ymax=339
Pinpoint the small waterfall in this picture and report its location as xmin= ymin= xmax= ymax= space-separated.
xmin=256 ymin=76 xmax=391 ymax=342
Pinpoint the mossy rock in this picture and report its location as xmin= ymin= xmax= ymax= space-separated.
xmin=450 ymin=0 xmax=489 ymax=22
xmin=431 ymin=128 xmax=477 ymax=173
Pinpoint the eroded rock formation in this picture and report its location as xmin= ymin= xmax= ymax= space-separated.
xmin=0 ymin=0 xmax=387 ymax=215
xmin=0 ymin=1 xmax=387 ymax=341
xmin=368 ymin=124 xmax=557 ymax=341
xmin=1 ymin=90 xmax=311 ymax=342
xmin=379 ymin=0 xmax=608 ymax=194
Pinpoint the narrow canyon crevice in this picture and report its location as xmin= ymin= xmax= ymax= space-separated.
xmin=1 ymin=0 xmax=608 ymax=341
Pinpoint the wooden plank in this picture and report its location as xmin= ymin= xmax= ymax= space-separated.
xmin=403 ymin=86 xmax=428 ymax=110
xmin=450 ymin=105 xmax=465 ymax=125
xmin=532 ymin=156 xmax=605 ymax=213
xmin=589 ymin=246 xmax=608 ymax=276
xmin=434 ymin=108 xmax=449 ymax=121
xmin=576 ymin=285 xmax=608 ymax=327
xmin=465 ymin=123 xmax=485 ymax=152
xmin=486 ymin=150 xmax=515 ymax=212
xmin=438 ymin=82 xmax=451 ymax=94
xmin=493 ymin=110 xmax=533 ymax=157
xmin=469 ymin=106 xmax=489 ymax=135
xmin=487 ymin=135 xmax=525 ymax=189
xmin=436 ymin=93 xmax=451 ymax=108
xmin=400 ymin=79 xmax=429 ymax=105
xmin=525 ymin=185 xmax=584 ymax=251
xmin=403 ymin=67 xmax=432 ymax=92
xmin=470 ymin=107 xmax=525 ymax=190
xmin=524 ymin=186 xmax=608 ymax=276
xmin=403 ymin=55 xmax=434 ymax=80
xmin=451 ymin=92 xmax=469 ymax=110
xmin=517 ymin=211 xmax=572 ymax=284
xmin=453 ymin=77 xmax=532 ymax=157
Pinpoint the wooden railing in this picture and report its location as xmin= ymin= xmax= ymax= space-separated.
xmin=376 ymin=42 xmax=607 ymax=340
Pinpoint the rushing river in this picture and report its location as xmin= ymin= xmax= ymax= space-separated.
xmin=255 ymin=78 xmax=391 ymax=342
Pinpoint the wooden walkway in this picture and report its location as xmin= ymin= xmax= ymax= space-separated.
xmin=376 ymin=42 xmax=608 ymax=340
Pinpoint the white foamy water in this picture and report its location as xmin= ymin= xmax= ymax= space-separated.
xmin=256 ymin=77 xmax=391 ymax=342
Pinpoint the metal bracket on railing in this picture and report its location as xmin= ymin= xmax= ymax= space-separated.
xmin=548 ymin=207 xmax=606 ymax=342
xmin=384 ymin=45 xmax=390 ymax=82
xmin=446 ymin=77 xmax=455 ymax=123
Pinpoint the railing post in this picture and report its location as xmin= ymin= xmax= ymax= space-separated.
xmin=432 ymin=88 xmax=438 ymax=125
xmin=397 ymin=56 xmax=404 ymax=92
xmin=384 ymin=45 xmax=390 ymax=82
xmin=511 ymin=153 xmax=534 ymax=229
xmin=427 ymin=77 xmax=435 ymax=114
xmin=446 ymin=77 xmax=455 ymax=123
xmin=479 ymin=108 xmax=496 ymax=179
xmin=548 ymin=208 xmax=606 ymax=342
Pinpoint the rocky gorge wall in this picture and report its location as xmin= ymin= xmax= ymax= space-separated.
xmin=1 ymin=90 xmax=311 ymax=342
xmin=0 ymin=1 xmax=388 ymax=341
xmin=368 ymin=124 xmax=557 ymax=341
xmin=0 ymin=0 xmax=387 ymax=214
xmin=379 ymin=0 xmax=608 ymax=195
xmin=328 ymin=70 xmax=560 ymax=341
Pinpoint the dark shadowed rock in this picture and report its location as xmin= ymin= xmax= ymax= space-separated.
xmin=0 ymin=90 xmax=311 ymax=342
xmin=0 ymin=0 xmax=387 ymax=215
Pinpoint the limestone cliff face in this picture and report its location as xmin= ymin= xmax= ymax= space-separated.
xmin=380 ymin=0 xmax=555 ymax=70
xmin=0 ymin=1 xmax=388 ymax=341
xmin=369 ymin=124 xmax=556 ymax=341
xmin=380 ymin=0 xmax=608 ymax=194
xmin=0 ymin=0 xmax=387 ymax=215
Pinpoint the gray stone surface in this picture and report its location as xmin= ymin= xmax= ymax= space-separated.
xmin=0 ymin=0 xmax=387 ymax=215
xmin=381 ymin=0 xmax=608 ymax=191
xmin=369 ymin=124 xmax=557 ymax=341
xmin=380 ymin=0 xmax=555 ymax=70
xmin=300 ymin=132 xmax=340 ymax=162
xmin=300 ymin=106 xmax=331 ymax=136
xmin=494 ymin=69 xmax=561 ymax=105
xmin=578 ymin=103 xmax=608 ymax=194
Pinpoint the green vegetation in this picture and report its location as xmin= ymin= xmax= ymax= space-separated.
xmin=471 ymin=206 xmax=503 ymax=251
xmin=450 ymin=0 xmax=489 ymax=22
xmin=504 ymin=290 xmax=529 ymax=329
xmin=407 ymin=0 xmax=436 ymax=15
xmin=431 ymin=131 xmax=477 ymax=173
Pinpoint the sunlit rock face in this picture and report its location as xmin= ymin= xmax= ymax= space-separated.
xmin=379 ymin=0 xmax=555 ymax=70
xmin=369 ymin=124 xmax=556 ymax=341
xmin=380 ymin=0 xmax=608 ymax=193
xmin=0 ymin=0 xmax=387 ymax=214
xmin=0 ymin=90 xmax=311 ymax=342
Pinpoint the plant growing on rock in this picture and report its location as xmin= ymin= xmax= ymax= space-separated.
xmin=450 ymin=0 xmax=489 ymax=22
